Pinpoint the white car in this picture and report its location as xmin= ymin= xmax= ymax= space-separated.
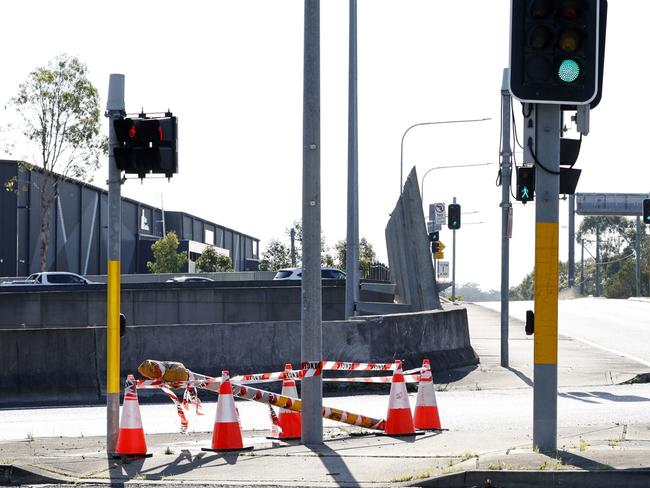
xmin=26 ymin=272 xmax=96 ymax=285
xmin=166 ymin=276 xmax=214 ymax=283
xmin=273 ymin=267 xmax=346 ymax=281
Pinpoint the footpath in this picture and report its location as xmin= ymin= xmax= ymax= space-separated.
xmin=2 ymin=303 xmax=650 ymax=487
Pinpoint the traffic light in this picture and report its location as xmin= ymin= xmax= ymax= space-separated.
xmin=431 ymin=242 xmax=440 ymax=254
xmin=448 ymin=204 xmax=461 ymax=230
xmin=643 ymin=199 xmax=650 ymax=225
xmin=509 ymin=0 xmax=601 ymax=105
xmin=428 ymin=231 xmax=440 ymax=242
xmin=113 ymin=115 xmax=178 ymax=178
xmin=516 ymin=166 xmax=535 ymax=203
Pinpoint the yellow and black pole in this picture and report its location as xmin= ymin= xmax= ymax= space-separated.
xmin=527 ymin=103 xmax=561 ymax=452
xmin=106 ymin=74 xmax=125 ymax=454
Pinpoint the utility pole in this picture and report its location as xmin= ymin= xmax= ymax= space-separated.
xmin=568 ymin=194 xmax=575 ymax=288
xmin=580 ymin=239 xmax=585 ymax=295
xmin=636 ymin=216 xmax=642 ymax=297
xmin=106 ymin=74 xmax=125 ymax=454
xmin=301 ymin=0 xmax=323 ymax=445
xmin=345 ymin=0 xmax=359 ymax=319
xmin=499 ymin=68 xmax=512 ymax=368
xmin=529 ymin=103 xmax=561 ymax=453
xmin=595 ymin=223 xmax=601 ymax=297
xmin=451 ymin=196 xmax=457 ymax=301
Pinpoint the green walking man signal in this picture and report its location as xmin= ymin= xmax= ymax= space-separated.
xmin=516 ymin=166 xmax=535 ymax=203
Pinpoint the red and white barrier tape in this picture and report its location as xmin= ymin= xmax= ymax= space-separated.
xmin=323 ymin=374 xmax=420 ymax=384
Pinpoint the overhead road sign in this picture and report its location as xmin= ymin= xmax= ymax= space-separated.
xmin=576 ymin=193 xmax=650 ymax=216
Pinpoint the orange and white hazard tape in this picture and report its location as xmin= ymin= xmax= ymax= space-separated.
xmin=323 ymin=374 xmax=420 ymax=384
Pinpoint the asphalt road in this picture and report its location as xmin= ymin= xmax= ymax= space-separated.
xmin=481 ymin=297 xmax=650 ymax=367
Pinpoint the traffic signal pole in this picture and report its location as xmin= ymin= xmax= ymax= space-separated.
xmin=499 ymin=69 xmax=512 ymax=368
xmin=106 ymin=74 xmax=125 ymax=454
xmin=529 ymin=103 xmax=561 ymax=453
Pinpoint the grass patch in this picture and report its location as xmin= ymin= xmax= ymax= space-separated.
xmin=164 ymin=446 xmax=174 ymax=455
xmin=579 ymin=438 xmax=589 ymax=452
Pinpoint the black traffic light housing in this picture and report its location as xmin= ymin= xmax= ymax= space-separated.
xmin=516 ymin=166 xmax=535 ymax=203
xmin=509 ymin=0 xmax=602 ymax=105
xmin=431 ymin=242 xmax=440 ymax=254
xmin=113 ymin=114 xmax=178 ymax=178
xmin=448 ymin=204 xmax=461 ymax=230
xmin=643 ymin=199 xmax=650 ymax=225
xmin=428 ymin=231 xmax=440 ymax=242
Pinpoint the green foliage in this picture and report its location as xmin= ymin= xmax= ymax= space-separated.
xmin=9 ymin=54 xmax=106 ymax=181
xmin=259 ymin=238 xmax=291 ymax=271
xmin=510 ymin=217 xmax=650 ymax=299
xmin=447 ymin=282 xmax=499 ymax=302
xmin=147 ymin=232 xmax=188 ymax=274
xmin=6 ymin=54 xmax=106 ymax=271
xmin=333 ymin=237 xmax=377 ymax=274
xmin=195 ymin=246 xmax=233 ymax=272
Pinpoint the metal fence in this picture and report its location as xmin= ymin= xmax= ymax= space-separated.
xmin=363 ymin=261 xmax=391 ymax=282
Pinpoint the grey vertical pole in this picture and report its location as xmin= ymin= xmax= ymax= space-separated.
xmin=290 ymin=228 xmax=296 ymax=267
xmin=532 ymin=103 xmax=561 ymax=453
xmin=451 ymin=196 xmax=457 ymax=300
xmin=106 ymin=74 xmax=125 ymax=453
xmin=500 ymin=69 xmax=512 ymax=368
xmin=636 ymin=216 xmax=641 ymax=297
xmin=345 ymin=0 xmax=359 ymax=319
xmin=301 ymin=0 xmax=323 ymax=445
xmin=580 ymin=239 xmax=585 ymax=295
xmin=595 ymin=223 xmax=600 ymax=297
xmin=568 ymin=195 xmax=575 ymax=288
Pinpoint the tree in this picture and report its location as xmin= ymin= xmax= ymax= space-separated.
xmin=147 ymin=232 xmax=188 ymax=273
xmin=5 ymin=54 xmax=106 ymax=271
xmin=195 ymin=246 xmax=233 ymax=272
xmin=259 ymin=238 xmax=291 ymax=271
xmin=285 ymin=219 xmax=328 ymax=267
xmin=333 ymin=237 xmax=377 ymax=274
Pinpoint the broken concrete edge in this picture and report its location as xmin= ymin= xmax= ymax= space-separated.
xmin=0 ymin=463 xmax=72 ymax=485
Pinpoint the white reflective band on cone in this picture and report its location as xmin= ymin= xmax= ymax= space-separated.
xmin=387 ymin=384 xmax=411 ymax=409
xmin=120 ymin=399 xmax=144 ymax=429
xmin=215 ymin=394 xmax=239 ymax=423
xmin=416 ymin=382 xmax=438 ymax=406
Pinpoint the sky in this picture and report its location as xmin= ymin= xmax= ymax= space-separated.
xmin=0 ymin=0 xmax=648 ymax=292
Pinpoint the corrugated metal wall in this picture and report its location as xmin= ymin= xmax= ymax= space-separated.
xmin=0 ymin=161 xmax=259 ymax=276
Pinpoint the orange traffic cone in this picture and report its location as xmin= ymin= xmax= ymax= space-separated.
xmin=202 ymin=371 xmax=253 ymax=452
xmin=269 ymin=363 xmax=301 ymax=440
xmin=114 ymin=374 xmax=151 ymax=458
xmin=414 ymin=359 xmax=442 ymax=430
xmin=383 ymin=360 xmax=417 ymax=436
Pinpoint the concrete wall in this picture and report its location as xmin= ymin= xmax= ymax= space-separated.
xmin=386 ymin=167 xmax=441 ymax=311
xmin=0 ymin=282 xmax=346 ymax=328
xmin=0 ymin=307 xmax=476 ymax=406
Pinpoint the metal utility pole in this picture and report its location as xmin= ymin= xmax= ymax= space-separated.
xmin=106 ymin=73 xmax=125 ymax=454
xmin=636 ymin=216 xmax=642 ymax=297
xmin=345 ymin=0 xmax=359 ymax=319
xmin=580 ymin=239 xmax=585 ymax=295
xmin=290 ymin=228 xmax=297 ymax=267
xmin=301 ymin=0 xmax=323 ymax=445
xmin=568 ymin=194 xmax=575 ymax=288
xmin=595 ymin=223 xmax=601 ymax=296
xmin=529 ymin=103 xmax=561 ymax=453
xmin=499 ymin=69 xmax=512 ymax=368
xmin=451 ymin=196 xmax=457 ymax=301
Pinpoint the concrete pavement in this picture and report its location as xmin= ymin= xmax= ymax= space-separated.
xmin=2 ymin=303 xmax=650 ymax=487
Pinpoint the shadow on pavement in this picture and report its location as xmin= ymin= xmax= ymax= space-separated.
xmin=307 ymin=442 xmax=360 ymax=487
xmin=560 ymin=391 xmax=650 ymax=404
xmin=505 ymin=366 xmax=533 ymax=387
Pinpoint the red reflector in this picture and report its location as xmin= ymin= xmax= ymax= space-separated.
xmin=129 ymin=125 xmax=136 ymax=138
xmin=158 ymin=126 xmax=163 ymax=141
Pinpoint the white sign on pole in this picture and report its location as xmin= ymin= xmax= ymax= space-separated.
xmin=437 ymin=260 xmax=449 ymax=279
xmin=427 ymin=221 xmax=435 ymax=233
xmin=430 ymin=203 xmax=446 ymax=225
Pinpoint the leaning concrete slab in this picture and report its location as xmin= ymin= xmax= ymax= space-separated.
xmin=386 ymin=167 xmax=440 ymax=311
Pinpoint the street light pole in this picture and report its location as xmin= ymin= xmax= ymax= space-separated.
xmin=420 ymin=162 xmax=494 ymax=206
xmin=400 ymin=118 xmax=491 ymax=195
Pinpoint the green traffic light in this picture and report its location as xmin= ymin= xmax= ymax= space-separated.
xmin=558 ymin=59 xmax=580 ymax=83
